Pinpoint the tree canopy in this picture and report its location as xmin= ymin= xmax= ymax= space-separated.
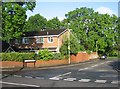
xmin=2 ymin=1 xmax=36 ymax=43
xmin=60 ymin=31 xmax=80 ymax=56
xmin=64 ymin=7 xmax=118 ymax=55
xmin=2 ymin=4 xmax=118 ymax=56
xmin=23 ymin=14 xmax=47 ymax=32
xmin=46 ymin=17 xmax=64 ymax=30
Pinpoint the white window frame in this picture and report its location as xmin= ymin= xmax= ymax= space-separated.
xmin=22 ymin=38 xmax=29 ymax=44
xmin=48 ymin=37 xmax=53 ymax=43
xmin=15 ymin=39 xmax=19 ymax=44
xmin=36 ymin=37 xmax=44 ymax=43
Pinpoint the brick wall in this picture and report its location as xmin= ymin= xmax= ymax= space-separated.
xmin=70 ymin=52 xmax=99 ymax=63
xmin=1 ymin=52 xmax=98 ymax=68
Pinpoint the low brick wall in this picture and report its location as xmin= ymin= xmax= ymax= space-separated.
xmin=1 ymin=61 xmax=23 ymax=68
xmin=70 ymin=52 xmax=99 ymax=63
xmin=1 ymin=52 xmax=99 ymax=68
xmin=89 ymin=52 xmax=99 ymax=60
xmin=35 ymin=60 xmax=68 ymax=67
xmin=0 ymin=60 xmax=69 ymax=68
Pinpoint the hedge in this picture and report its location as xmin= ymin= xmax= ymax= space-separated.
xmin=1 ymin=51 xmax=65 ymax=62
xmin=51 ymin=53 xmax=64 ymax=60
xmin=1 ymin=52 xmax=35 ymax=62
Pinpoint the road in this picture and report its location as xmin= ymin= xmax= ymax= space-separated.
xmin=1 ymin=58 xmax=120 ymax=88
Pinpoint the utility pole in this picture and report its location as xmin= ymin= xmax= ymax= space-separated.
xmin=96 ymin=41 xmax=98 ymax=53
xmin=68 ymin=28 xmax=70 ymax=64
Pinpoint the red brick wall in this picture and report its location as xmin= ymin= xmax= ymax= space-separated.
xmin=1 ymin=52 xmax=98 ymax=68
xmin=1 ymin=61 xmax=23 ymax=68
xmin=0 ymin=60 xmax=69 ymax=68
xmin=70 ymin=52 xmax=98 ymax=63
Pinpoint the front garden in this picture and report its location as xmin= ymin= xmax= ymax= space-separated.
xmin=1 ymin=49 xmax=64 ymax=62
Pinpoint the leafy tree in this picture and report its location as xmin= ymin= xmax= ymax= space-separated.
xmin=65 ymin=7 xmax=118 ymax=55
xmin=24 ymin=14 xmax=47 ymax=32
xmin=46 ymin=17 xmax=64 ymax=29
xmin=2 ymin=1 xmax=36 ymax=43
xmin=60 ymin=32 xmax=80 ymax=56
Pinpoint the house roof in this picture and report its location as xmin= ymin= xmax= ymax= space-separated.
xmin=22 ymin=29 xmax=67 ymax=37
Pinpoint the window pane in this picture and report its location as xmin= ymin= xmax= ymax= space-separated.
xmin=22 ymin=38 xmax=29 ymax=44
xmin=48 ymin=37 xmax=53 ymax=43
xmin=36 ymin=37 xmax=44 ymax=43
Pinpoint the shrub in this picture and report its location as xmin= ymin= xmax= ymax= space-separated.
xmin=51 ymin=53 xmax=64 ymax=60
xmin=1 ymin=52 xmax=35 ymax=62
xmin=38 ymin=49 xmax=53 ymax=60
xmin=108 ymin=50 xmax=118 ymax=57
xmin=86 ymin=50 xmax=92 ymax=54
xmin=60 ymin=34 xmax=80 ymax=56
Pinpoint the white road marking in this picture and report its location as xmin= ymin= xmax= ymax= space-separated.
xmin=62 ymin=72 xmax=71 ymax=76
xmin=57 ymin=77 xmax=63 ymax=79
xmin=111 ymin=81 xmax=119 ymax=84
xmin=100 ymin=75 xmax=117 ymax=78
xmin=24 ymin=76 xmax=33 ymax=78
xmin=0 ymin=81 xmax=40 ymax=87
xmin=78 ymin=69 xmax=85 ymax=71
xmin=13 ymin=75 xmax=22 ymax=77
xmin=91 ymin=64 xmax=98 ymax=67
xmin=54 ymin=72 xmax=71 ymax=78
xmin=106 ymin=61 xmax=112 ymax=63
xmin=78 ymin=68 xmax=90 ymax=71
xmin=35 ymin=77 xmax=44 ymax=79
xmin=56 ymin=75 xmax=62 ymax=77
xmin=78 ymin=61 xmax=110 ymax=71
xmin=64 ymin=78 xmax=76 ymax=81
xmin=95 ymin=80 xmax=107 ymax=83
xmin=79 ymin=79 xmax=91 ymax=82
xmin=49 ymin=77 xmax=60 ymax=80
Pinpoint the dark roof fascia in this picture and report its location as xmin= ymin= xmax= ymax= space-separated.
xmin=22 ymin=29 xmax=68 ymax=38
xmin=57 ymin=29 xmax=69 ymax=37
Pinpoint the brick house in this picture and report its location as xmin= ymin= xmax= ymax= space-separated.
xmin=11 ymin=29 xmax=70 ymax=52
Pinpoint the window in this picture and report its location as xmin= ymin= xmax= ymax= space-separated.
xmin=15 ymin=39 xmax=19 ymax=44
xmin=22 ymin=38 xmax=29 ymax=44
xmin=48 ymin=37 xmax=53 ymax=43
xmin=36 ymin=37 xmax=44 ymax=43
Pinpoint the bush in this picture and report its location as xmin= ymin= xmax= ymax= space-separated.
xmin=86 ymin=50 xmax=92 ymax=54
xmin=1 ymin=52 xmax=35 ymax=62
xmin=60 ymin=34 xmax=80 ymax=56
xmin=38 ymin=49 xmax=53 ymax=60
xmin=51 ymin=53 xmax=64 ymax=60
xmin=108 ymin=50 xmax=118 ymax=57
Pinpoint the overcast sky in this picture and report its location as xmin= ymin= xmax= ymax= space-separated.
xmin=26 ymin=0 xmax=119 ymax=21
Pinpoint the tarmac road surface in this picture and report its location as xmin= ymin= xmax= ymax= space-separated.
xmin=1 ymin=58 xmax=119 ymax=88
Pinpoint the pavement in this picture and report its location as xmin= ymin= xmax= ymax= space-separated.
xmin=0 ymin=58 xmax=120 ymax=88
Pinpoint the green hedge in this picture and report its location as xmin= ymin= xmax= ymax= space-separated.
xmin=1 ymin=50 xmax=65 ymax=61
xmin=37 ymin=49 xmax=64 ymax=60
xmin=51 ymin=53 xmax=64 ymax=60
xmin=1 ymin=52 xmax=35 ymax=62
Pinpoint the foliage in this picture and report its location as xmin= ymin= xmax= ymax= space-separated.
xmin=1 ymin=52 xmax=35 ymax=62
xmin=86 ymin=50 xmax=92 ymax=54
xmin=65 ymin=7 xmax=118 ymax=55
xmin=38 ymin=49 xmax=53 ymax=60
xmin=46 ymin=17 xmax=65 ymax=29
xmin=2 ymin=1 xmax=36 ymax=43
xmin=108 ymin=50 xmax=118 ymax=57
xmin=60 ymin=33 xmax=80 ymax=56
xmin=24 ymin=14 xmax=47 ymax=32
xmin=51 ymin=53 xmax=64 ymax=60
